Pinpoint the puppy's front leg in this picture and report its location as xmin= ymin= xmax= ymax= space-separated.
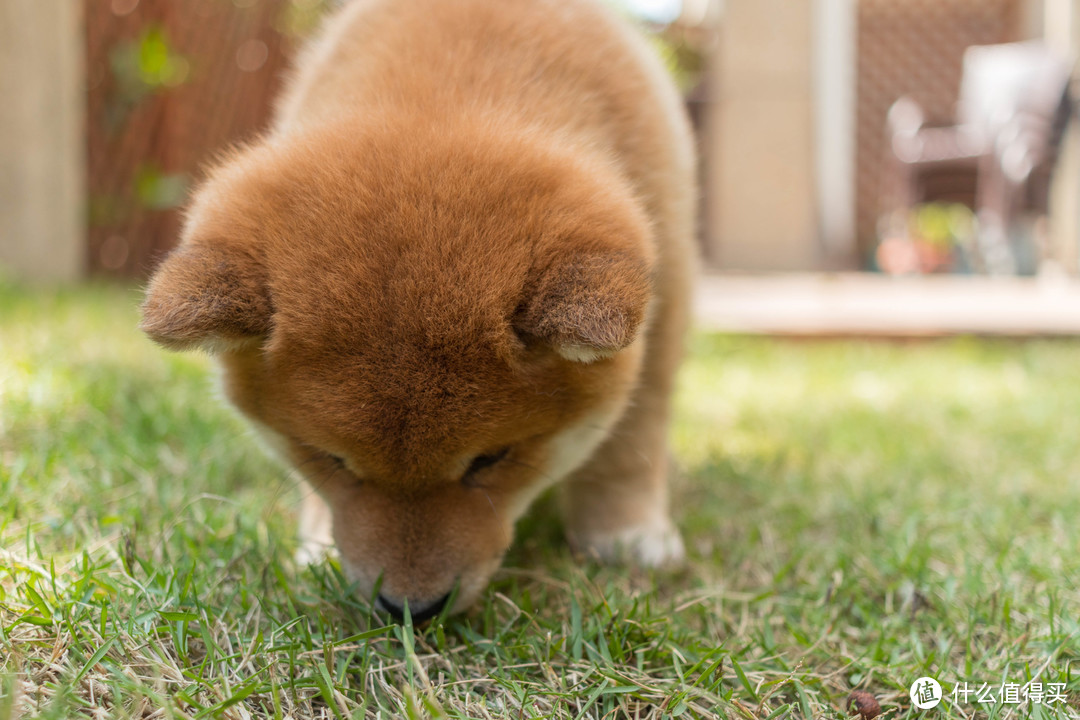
xmin=295 ymin=486 xmax=336 ymax=565
xmin=560 ymin=387 xmax=685 ymax=567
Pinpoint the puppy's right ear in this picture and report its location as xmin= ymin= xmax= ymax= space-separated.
xmin=140 ymin=243 xmax=271 ymax=352
xmin=515 ymin=252 xmax=652 ymax=363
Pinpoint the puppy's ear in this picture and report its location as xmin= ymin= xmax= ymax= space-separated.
xmin=515 ymin=253 xmax=652 ymax=363
xmin=140 ymin=243 xmax=271 ymax=352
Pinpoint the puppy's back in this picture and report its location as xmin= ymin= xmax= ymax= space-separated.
xmin=276 ymin=0 xmax=692 ymax=204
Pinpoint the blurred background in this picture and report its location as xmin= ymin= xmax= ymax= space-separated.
xmin=5 ymin=0 xmax=1080 ymax=333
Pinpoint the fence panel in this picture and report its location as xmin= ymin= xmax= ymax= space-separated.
xmin=85 ymin=0 xmax=322 ymax=277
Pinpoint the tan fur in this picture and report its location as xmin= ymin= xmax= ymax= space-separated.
xmin=142 ymin=0 xmax=696 ymax=615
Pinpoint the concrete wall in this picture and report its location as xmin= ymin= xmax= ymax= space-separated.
xmin=0 ymin=0 xmax=85 ymax=281
xmin=813 ymin=0 xmax=858 ymax=269
xmin=704 ymin=0 xmax=825 ymax=271
xmin=1046 ymin=0 xmax=1080 ymax=273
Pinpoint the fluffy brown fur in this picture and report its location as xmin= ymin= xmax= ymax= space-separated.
xmin=142 ymin=0 xmax=696 ymax=617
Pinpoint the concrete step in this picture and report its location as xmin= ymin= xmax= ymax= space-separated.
xmin=694 ymin=273 xmax=1080 ymax=336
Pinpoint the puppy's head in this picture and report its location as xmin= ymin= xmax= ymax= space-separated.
xmin=142 ymin=121 xmax=654 ymax=614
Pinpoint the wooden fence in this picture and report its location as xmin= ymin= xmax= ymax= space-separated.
xmin=85 ymin=0 xmax=325 ymax=277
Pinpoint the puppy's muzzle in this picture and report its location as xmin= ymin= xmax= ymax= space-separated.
xmin=377 ymin=592 xmax=451 ymax=622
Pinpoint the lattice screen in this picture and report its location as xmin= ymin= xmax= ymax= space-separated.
xmin=855 ymin=0 xmax=1024 ymax=261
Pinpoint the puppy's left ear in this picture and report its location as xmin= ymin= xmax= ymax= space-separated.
xmin=140 ymin=243 xmax=271 ymax=352
xmin=515 ymin=252 xmax=652 ymax=363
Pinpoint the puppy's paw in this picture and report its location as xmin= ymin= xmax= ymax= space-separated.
xmin=296 ymin=491 xmax=335 ymax=566
xmin=572 ymin=517 xmax=685 ymax=568
xmin=294 ymin=539 xmax=336 ymax=566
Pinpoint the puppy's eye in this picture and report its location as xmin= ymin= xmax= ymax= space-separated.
xmin=463 ymin=447 xmax=510 ymax=483
xmin=325 ymin=453 xmax=347 ymax=469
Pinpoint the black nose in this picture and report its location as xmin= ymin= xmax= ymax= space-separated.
xmin=377 ymin=592 xmax=451 ymax=623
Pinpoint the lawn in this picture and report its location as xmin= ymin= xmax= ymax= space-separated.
xmin=1 ymin=280 xmax=1078 ymax=719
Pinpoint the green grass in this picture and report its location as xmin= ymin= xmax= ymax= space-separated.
xmin=1 ymin=280 xmax=1078 ymax=719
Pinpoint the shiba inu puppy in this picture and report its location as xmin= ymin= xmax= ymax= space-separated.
xmin=141 ymin=0 xmax=695 ymax=619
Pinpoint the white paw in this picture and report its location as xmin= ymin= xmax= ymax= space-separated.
xmin=294 ymin=539 xmax=337 ymax=566
xmin=574 ymin=517 xmax=685 ymax=568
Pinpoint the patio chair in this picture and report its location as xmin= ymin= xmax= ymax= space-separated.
xmin=881 ymin=41 xmax=1073 ymax=273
